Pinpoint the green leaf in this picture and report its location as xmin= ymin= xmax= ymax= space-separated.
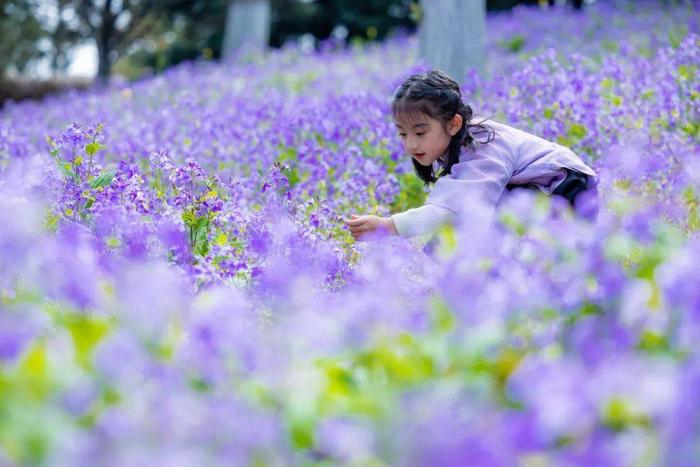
xmin=289 ymin=416 xmax=315 ymax=449
xmin=65 ymin=314 xmax=113 ymax=369
xmin=189 ymin=376 xmax=212 ymax=393
xmin=681 ymin=121 xmax=699 ymax=140
xmin=601 ymin=40 xmax=619 ymax=53
xmin=503 ymin=35 xmax=526 ymax=53
xmin=195 ymin=238 xmax=210 ymax=257
xmin=89 ymin=171 xmax=116 ymax=189
xmin=640 ymin=89 xmax=655 ymax=101
xmin=59 ymin=161 xmax=77 ymax=180
xmin=190 ymin=215 xmax=211 ymax=256
xmin=85 ymin=142 xmax=104 ymax=157
xmin=637 ymin=330 xmax=670 ymax=354
xmin=193 ymin=215 xmax=209 ymax=233
xmin=430 ymin=296 xmax=455 ymax=333
xmin=600 ymin=78 xmax=616 ymax=89
xmin=567 ymin=123 xmax=587 ymax=141
xmin=17 ymin=341 xmax=51 ymax=401
xmin=390 ymin=172 xmax=427 ymax=212
xmin=668 ymin=25 xmax=688 ymax=49
xmin=276 ymin=145 xmax=298 ymax=163
xmin=43 ymin=211 xmax=60 ymax=233
xmin=500 ymin=212 xmax=527 ymax=236
xmin=601 ymin=397 xmax=651 ymax=432
xmin=286 ymin=165 xmax=300 ymax=188
xmin=214 ymin=232 xmax=228 ymax=246
xmin=323 ymin=363 xmax=357 ymax=397
xmin=182 ymin=209 xmax=196 ymax=227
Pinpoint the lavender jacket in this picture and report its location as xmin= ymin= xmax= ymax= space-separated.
xmin=390 ymin=120 xmax=599 ymax=237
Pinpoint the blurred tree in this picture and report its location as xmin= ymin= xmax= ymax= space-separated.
xmin=119 ymin=0 xmax=227 ymax=76
xmin=1 ymin=0 xmax=594 ymax=86
xmin=0 ymin=0 xmax=90 ymax=106
xmin=268 ymin=0 xmax=419 ymax=47
xmin=120 ymin=0 xmax=419 ymax=73
xmin=71 ymin=1 xmax=168 ymax=84
xmin=21 ymin=1 xmax=186 ymax=84
xmin=548 ymin=0 xmax=584 ymax=9
xmin=0 ymin=0 xmax=47 ymax=75
xmin=222 ymin=0 xmax=271 ymax=61
xmin=419 ymin=0 xmax=486 ymax=82
xmin=487 ymin=0 xmax=531 ymax=9
xmin=121 ymin=0 xmax=592 ymax=72
xmin=48 ymin=0 xmax=84 ymax=73
xmin=112 ymin=0 xmax=559 ymax=76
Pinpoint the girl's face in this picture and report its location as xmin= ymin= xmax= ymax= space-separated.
xmin=394 ymin=112 xmax=463 ymax=167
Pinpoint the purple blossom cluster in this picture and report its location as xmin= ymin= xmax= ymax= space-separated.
xmin=0 ymin=1 xmax=699 ymax=465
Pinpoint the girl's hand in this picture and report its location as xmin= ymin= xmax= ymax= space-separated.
xmin=344 ymin=214 xmax=398 ymax=241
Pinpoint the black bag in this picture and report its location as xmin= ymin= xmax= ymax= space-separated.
xmin=506 ymin=167 xmax=590 ymax=209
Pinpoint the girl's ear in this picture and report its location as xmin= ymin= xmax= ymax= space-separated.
xmin=449 ymin=114 xmax=463 ymax=136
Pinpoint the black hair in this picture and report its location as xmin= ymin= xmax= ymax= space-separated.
xmin=391 ymin=70 xmax=495 ymax=185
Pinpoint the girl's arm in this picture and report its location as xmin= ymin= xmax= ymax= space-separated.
xmin=344 ymin=206 xmax=450 ymax=240
xmin=390 ymin=204 xmax=452 ymax=237
xmin=347 ymin=153 xmax=513 ymax=240
xmin=389 ymin=152 xmax=514 ymax=238
xmin=347 ymin=138 xmax=515 ymax=240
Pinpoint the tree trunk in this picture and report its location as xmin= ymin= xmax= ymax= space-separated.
xmin=96 ymin=42 xmax=111 ymax=85
xmin=95 ymin=0 xmax=115 ymax=86
xmin=222 ymin=0 xmax=271 ymax=62
xmin=418 ymin=0 xmax=486 ymax=83
xmin=550 ymin=0 xmax=585 ymax=9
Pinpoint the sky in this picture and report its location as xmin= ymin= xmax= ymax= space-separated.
xmin=29 ymin=43 xmax=97 ymax=79
xmin=66 ymin=44 xmax=98 ymax=78
xmin=29 ymin=1 xmax=98 ymax=79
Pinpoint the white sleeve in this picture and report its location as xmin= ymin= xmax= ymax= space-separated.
xmin=390 ymin=203 xmax=452 ymax=238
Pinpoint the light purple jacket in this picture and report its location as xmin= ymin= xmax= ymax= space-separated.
xmin=390 ymin=120 xmax=598 ymax=237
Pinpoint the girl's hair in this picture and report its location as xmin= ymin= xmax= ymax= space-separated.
xmin=391 ymin=70 xmax=495 ymax=185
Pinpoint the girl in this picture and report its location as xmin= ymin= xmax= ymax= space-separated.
xmin=345 ymin=70 xmax=598 ymax=241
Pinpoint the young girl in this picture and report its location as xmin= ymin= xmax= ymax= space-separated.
xmin=345 ymin=70 xmax=598 ymax=241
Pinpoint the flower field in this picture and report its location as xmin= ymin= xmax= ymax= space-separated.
xmin=0 ymin=1 xmax=699 ymax=465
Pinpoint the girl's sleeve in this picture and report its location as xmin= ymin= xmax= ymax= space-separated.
xmin=391 ymin=203 xmax=452 ymax=237
xmin=426 ymin=153 xmax=514 ymax=214
xmin=390 ymin=148 xmax=515 ymax=238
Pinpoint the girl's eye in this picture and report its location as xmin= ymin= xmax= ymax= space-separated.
xmin=415 ymin=132 xmax=425 ymax=136
xmin=398 ymin=133 xmax=406 ymax=137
